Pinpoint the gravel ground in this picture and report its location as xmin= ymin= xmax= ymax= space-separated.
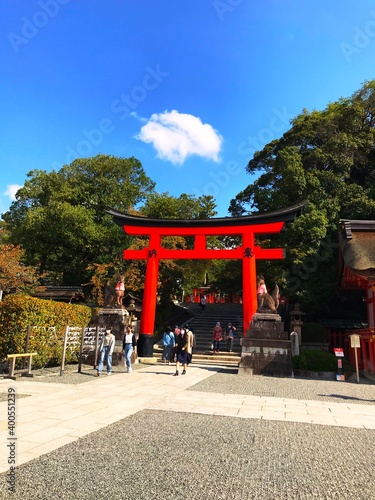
xmin=1 ymin=409 xmax=374 ymax=500
xmin=187 ymin=368 xmax=375 ymax=405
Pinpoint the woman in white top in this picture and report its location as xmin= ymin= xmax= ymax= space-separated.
xmin=97 ymin=327 xmax=115 ymax=376
xmin=122 ymin=325 xmax=137 ymax=372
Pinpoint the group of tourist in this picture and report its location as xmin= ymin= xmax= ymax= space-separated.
xmin=162 ymin=324 xmax=196 ymax=376
xmin=162 ymin=319 xmax=237 ymax=375
xmin=96 ymin=317 xmax=238 ymax=378
xmin=212 ymin=321 xmax=237 ymax=353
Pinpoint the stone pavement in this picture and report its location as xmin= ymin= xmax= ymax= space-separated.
xmin=0 ymin=363 xmax=375 ymax=499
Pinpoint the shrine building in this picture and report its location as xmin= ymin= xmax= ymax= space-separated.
xmin=335 ymin=219 xmax=375 ymax=375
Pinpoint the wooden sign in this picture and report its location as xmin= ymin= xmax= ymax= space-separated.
xmin=349 ymin=334 xmax=361 ymax=349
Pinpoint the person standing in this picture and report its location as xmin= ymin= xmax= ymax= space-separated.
xmin=212 ymin=322 xmax=223 ymax=353
xmin=122 ymin=325 xmax=137 ymax=373
xmin=185 ymin=324 xmax=195 ymax=364
xmin=174 ymin=328 xmax=189 ymax=376
xmin=199 ymin=294 xmax=207 ymax=312
xmin=97 ymin=327 xmax=115 ymax=376
xmin=171 ymin=325 xmax=180 ymax=363
xmin=225 ymin=322 xmax=236 ymax=352
xmin=162 ymin=326 xmax=175 ymax=364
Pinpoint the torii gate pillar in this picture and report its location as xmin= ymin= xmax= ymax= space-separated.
xmin=138 ymin=235 xmax=160 ymax=356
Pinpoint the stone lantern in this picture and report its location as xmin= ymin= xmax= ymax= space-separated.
xmin=290 ymin=303 xmax=305 ymax=347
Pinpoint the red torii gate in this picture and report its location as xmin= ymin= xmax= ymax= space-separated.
xmin=108 ymin=203 xmax=304 ymax=357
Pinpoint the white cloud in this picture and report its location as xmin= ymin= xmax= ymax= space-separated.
xmin=4 ymin=184 xmax=22 ymax=200
xmin=135 ymin=110 xmax=223 ymax=165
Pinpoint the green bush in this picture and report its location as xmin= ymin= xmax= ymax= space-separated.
xmin=0 ymin=295 xmax=93 ymax=368
xmin=292 ymin=350 xmax=353 ymax=374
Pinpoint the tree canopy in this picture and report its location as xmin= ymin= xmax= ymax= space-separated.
xmin=1 ymin=157 xmax=220 ymax=303
xmin=2 ymin=155 xmax=156 ymax=285
xmin=229 ymin=80 xmax=375 ymax=314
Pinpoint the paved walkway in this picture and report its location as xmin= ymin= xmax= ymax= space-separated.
xmin=1 ymin=363 xmax=375 ymax=474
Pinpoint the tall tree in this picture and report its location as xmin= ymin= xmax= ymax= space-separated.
xmin=2 ymin=155 xmax=155 ymax=285
xmin=229 ymin=80 xmax=375 ymax=314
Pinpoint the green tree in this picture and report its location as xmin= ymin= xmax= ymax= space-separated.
xmin=229 ymin=80 xmax=375 ymax=314
xmin=2 ymin=155 xmax=155 ymax=286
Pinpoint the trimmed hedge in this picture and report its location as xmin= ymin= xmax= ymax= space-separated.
xmin=0 ymin=295 xmax=93 ymax=368
xmin=292 ymin=350 xmax=353 ymax=374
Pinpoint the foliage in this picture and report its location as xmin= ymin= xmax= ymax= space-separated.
xmin=84 ymin=261 xmax=126 ymax=307
xmin=0 ymin=243 xmax=44 ymax=295
xmin=292 ymin=350 xmax=353 ymax=374
xmin=0 ymin=295 xmax=92 ymax=367
xmin=140 ymin=192 xmax=217 ymax=220
xmin=229 ymin=80 xmax=375 ymax=314
xmin=209 ymin=259 xmax=242 ymax=296
xmin=2 ymin=155 xmax=155 ymax=286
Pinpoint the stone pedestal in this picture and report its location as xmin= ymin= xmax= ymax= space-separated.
xmin=238 ymin=313 xmax=293 ymax=377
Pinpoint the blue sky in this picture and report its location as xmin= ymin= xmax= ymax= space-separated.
xmin=1 ymin=0 xmax=375 ymax=217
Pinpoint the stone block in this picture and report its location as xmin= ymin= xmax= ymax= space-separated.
xmin=239 ymin=317 xmax=293 ymax=377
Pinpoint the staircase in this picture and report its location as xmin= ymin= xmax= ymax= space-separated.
xmin=154 ymin=302 xmax=243 ymax=366
xmin=184 ymin=303 xmax=243 ymax=352
xmin=154 ymin=304 xmax=243 ymax=367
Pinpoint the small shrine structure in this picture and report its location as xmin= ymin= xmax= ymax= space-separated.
xmin=337 ymin=219 xmax=375 ymax=374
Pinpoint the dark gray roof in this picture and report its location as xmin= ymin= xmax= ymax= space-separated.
xmin=106 ymin=201 xmax=306 ymax=229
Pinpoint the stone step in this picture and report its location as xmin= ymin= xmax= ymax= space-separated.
xmin=162 ymin=302 xmax=245 ymax=356
xmin=154 ymin=348 xmax=240 ymax=366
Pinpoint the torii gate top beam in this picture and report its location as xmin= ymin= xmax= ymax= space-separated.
xmin=106 ymin=201 xmax=305 ymax=232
